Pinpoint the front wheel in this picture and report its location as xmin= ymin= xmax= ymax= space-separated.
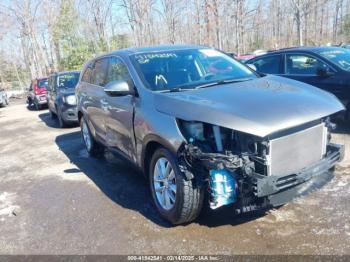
xmin=49 ymin=107 xmax=57 ymax=119
xmin=149 ymin=147 xmax=204 ymax=225
xmin=57 ymin=107 xmax=67 ymax=128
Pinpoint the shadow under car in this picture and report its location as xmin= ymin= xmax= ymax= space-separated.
xmin=55 ymin=131 xmax=269 ymax=227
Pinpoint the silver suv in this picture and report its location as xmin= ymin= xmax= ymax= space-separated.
xmin=76 ymin=45 xmax=344 ymax=225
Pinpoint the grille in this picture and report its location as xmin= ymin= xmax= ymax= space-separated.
xmin=268 ymin=123 xmax=327 ymax=176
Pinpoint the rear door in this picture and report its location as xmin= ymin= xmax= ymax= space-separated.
xmin=84 ymin=57 xmax=110 ymax=141
xmin=282 ymin=53 xmax=339 ymax=93
xmin=104 ymin=56 xmax=136 ymax=161
xmin=248 ymin=54 xmax=284 ymax=75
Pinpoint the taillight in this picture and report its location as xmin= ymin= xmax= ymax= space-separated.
xmin=34 ymin=84 xmax=40 ymax=95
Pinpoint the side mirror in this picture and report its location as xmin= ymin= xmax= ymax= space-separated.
xmin=247 ymin=64 xmax=257 ymax=71
xmin=316 ymin=66 xmax=334 ymax=77
xmin=104 ymin=80 xmax=133 ymax=96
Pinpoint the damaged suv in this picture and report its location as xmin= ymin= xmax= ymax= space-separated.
xmin=76 ymin=45 xmax=344 ymax=225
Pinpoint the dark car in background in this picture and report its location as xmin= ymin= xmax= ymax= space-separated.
xmin=340 ymin=43 xmax=350 ymax=49
xmin=47 ymin=71 xmax=80 ymax=127
xmin=245 ymin=47 xmax=350 ymax=117
xmin=27 ymin=77 xmax=48 ymax=110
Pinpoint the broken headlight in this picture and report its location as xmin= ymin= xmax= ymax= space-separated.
xmin=177 ymin=120 xmax=205 ymax=142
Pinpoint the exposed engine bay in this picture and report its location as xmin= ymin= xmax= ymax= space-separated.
xmin=177 ymin=118 xmax=344 ymax=213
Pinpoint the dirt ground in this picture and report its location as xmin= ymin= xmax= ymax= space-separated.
xmin=0 ymin=98 xmax=349 ymax=255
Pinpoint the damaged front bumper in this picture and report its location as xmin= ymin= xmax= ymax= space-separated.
xmin=252 ymin=143 xmax=344 ymax=207
xmin=181 ymin=142 xmax=344 ymax=213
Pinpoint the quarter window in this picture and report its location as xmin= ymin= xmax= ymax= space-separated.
xmin=82 ymin=67 xmax=92 ymax=83
xmin=285 ymin=54 xmax=328 ymax=75
xmin=91 ymin=58 xmax=109 ymax=87
xmin=251 ymin=55 xmax=283 ymax=74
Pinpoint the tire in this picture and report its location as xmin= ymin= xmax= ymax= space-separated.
xmin=57 ymin=107 xmax=67 ymax=128
xmin=49 ymin=108 xmax=57 ymax=119
xmin=35 ymin=103 xmax=41 ymax=111
xmin=80 ymin=117 xmax=104 ymax=157
xmin=149 ymin=147 xmax=204 ymax=225
xmin=27 ymin=97 xmax=33 ymax=108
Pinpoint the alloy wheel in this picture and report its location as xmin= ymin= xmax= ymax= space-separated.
xmin=153 ymin=157 xmax=177 ymax=210
xmin=82 ymin=120 xmax=92 ymax=152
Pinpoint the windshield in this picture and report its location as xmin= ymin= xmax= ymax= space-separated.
xmin=318 ymin=49 xmax=350 ymax=71
xmin=57 ymin=72 xmax=80 ymax=89
xmin=131 ymin=49 xmax=257 ymax=91
xmin=38 ymin=79 xmax=48 ymax=89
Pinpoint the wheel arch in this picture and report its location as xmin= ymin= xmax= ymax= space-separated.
xmin=141 ymin=134 xmax=180 ymax=176
xmin=78 ymin=110 xmax=83 ymax=123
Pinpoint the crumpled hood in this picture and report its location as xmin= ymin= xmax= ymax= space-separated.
xmin=154 ymin=75 xmax=344 ymax=137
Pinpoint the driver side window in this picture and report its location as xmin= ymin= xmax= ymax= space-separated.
xmin=285 ymin=54 xmax=329 ymax=75
xmin=105 ymin=57 xmax=132 ymax=86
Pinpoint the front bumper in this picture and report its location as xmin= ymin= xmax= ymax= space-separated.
xmin=251 ymin=143 xmax=344 ymax=207
xmin=61 ymin=104 xmax=78 ymax=123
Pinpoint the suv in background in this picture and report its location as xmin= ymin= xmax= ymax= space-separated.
xmin=27 ymin=77 xmax=48 ymax=110
xmin=76 ymin=45 xmax=344 ymax=225
xmin=0 ymin=88 xmax=9 ymax=107
xmin=47 ymin=71 xmax=80 ymax=127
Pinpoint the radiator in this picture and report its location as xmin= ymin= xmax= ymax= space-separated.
xmin=268 ymin=123 xmax=327 ymax=176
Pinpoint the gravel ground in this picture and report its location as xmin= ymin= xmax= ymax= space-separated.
xmin=0 ymin=99 xmax=349 ymax=255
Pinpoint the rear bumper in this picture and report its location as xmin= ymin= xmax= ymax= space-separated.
xmin=252 ymin=143 xmax=344 ymax=206
xmin=34 ymin=95 xmax=47 ymax=105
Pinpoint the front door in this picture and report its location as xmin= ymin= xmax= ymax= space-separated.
xmin=283 ymin=54 xmax=340 ymax=94
xmin=104 ymin=56 xmax=136 ymax=161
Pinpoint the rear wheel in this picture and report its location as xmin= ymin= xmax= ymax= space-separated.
xmin=149 ymin=147 xmax=204 ymax=225
xmin=35 ymin=104 xmax=40 ymax=110
xmin=80 ymin=117 xmax=104 ymax=157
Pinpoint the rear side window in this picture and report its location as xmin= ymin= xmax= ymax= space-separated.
xmin=251 ymin=55 xmax=283 ymax=74
xmin=105 ymin=57 xmax=132 ymax=86
xmin=91 ymin=58 xmax=109 ymax=87
xmin=82 ymin=67 xmax=92 ymax=83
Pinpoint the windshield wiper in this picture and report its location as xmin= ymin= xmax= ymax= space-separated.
xmin=158 ymin=87 xmax=193 ymax=93
xmin=195 ymin=78 xmax=253 ymax=89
